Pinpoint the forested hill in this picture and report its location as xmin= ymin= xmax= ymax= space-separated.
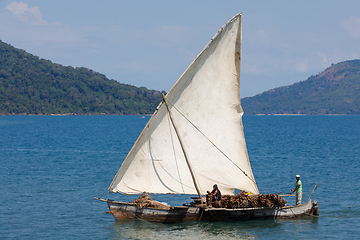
xmin=0 ymin=40 xmax=165 ymax=115
xmin=2 ymin=39 xmax=360 ymax=116
xmin=241 ymin=60 xmax=360 ymax=115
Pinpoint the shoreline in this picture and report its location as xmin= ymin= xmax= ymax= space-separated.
xmin=0 ymin=113 xmax=152 ymax=116
xmin=0 ymin=113 xmax=357 ymax=116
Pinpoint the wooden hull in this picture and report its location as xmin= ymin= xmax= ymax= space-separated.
xmin=106 ymin=199 xmax=317 ymax=223
xmin=107 ymin=200 xmax=202 ymax=223
xmin=201 ymin=200 xmax=314 ymax=221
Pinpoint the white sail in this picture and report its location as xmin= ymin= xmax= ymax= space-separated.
xmin=109 ymin=13 xmax=259 ymax=196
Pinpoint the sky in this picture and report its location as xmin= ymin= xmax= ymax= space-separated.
xmin=1 ymin=1 xmax=360 ymax=98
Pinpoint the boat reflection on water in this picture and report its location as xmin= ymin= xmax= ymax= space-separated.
xmin=109 ymin=219 xmax=256 ymax=240
xmin=109 ymin=217 xmax=319 ymax=239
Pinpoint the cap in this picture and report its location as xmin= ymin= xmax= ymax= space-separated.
xmin=296 ymin=175 xmax=300 ymax=178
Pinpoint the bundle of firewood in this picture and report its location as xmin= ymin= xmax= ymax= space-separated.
xmin=212 ymin=191 xmax=287 ymax=209
xmin=132 ymin=192 xmax=170 ymax=210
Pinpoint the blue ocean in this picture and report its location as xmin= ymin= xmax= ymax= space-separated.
xmin=1 ymin=115 xmax=359 ymax=239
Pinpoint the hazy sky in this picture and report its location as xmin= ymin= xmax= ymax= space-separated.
xmin=1 ymin=1 xmax=359 ymax=97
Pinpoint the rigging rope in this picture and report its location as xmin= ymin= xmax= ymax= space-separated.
xmin=164 ymin=99 xmax=267 ymax=194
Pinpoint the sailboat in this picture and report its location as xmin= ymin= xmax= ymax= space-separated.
xmin=96 ymin=13 xmax=318 ymax=223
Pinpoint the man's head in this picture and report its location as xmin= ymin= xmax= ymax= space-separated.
xmin=296 ymin=175 xmax=300 ymax=180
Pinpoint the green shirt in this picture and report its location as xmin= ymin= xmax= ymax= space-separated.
xmin=295 ymin=180 xmax=302 ymax=193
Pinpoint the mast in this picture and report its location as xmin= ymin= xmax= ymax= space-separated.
xmin=162 ymin=94 xmax=203 ymax=200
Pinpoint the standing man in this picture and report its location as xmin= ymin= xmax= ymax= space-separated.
xmin=290 ymin=175 xmax=302 ymax=205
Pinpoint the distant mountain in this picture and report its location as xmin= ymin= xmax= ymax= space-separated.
xmin=2 ymin=39 xmax=360 ymax=116
xmin=241 ymin=60 xmax=360 ymax=115
xmin=0 ymin=40 xmax=165 ymax=115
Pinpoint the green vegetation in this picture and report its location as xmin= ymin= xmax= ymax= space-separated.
xmin=0 ymin=40 xmax=165 ymax=115
xmin=2 ymin=39 xmax=360 ymax=115
xmin=241 ymin=60 xmax=360 ymax=115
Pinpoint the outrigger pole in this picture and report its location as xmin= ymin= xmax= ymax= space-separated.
xmin=162 ymin=94 xmax=203 ymax=200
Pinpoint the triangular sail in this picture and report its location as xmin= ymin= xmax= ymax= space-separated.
xmin=109 ymin=13 xmax=259 ymax=196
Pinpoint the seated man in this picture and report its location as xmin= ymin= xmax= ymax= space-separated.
xmin=206 ymin=184 xmax=222 ymax=207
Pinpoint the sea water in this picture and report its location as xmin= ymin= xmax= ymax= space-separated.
xmin=0 ymin=115 xmax=359 ymax=239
